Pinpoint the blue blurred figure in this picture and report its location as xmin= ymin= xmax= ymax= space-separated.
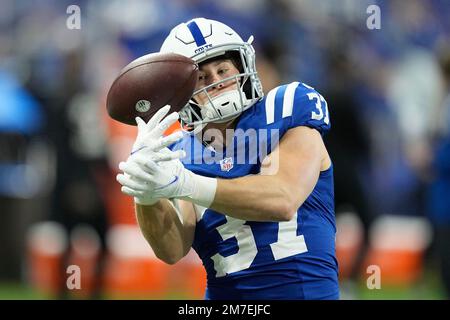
xmin=0 ymin=70 xmax=44 ymax=279
xmin=427 ymin=45 xmax=450 ymax=299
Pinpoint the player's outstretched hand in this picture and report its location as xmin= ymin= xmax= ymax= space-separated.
xmin=116 ymin=104 xmax=186 ymax=205
xmin=117 ymin=148 xmax=216 ymax=208
xmin=117 ymin=151 xmax=191 ymax=205
xmin=132 ymin=105 xmax=182 ymax=156
xmin=116 ymin=147 xmax=185 ymax=205
xmin=117 ymin=104 xmax=216 ymax=207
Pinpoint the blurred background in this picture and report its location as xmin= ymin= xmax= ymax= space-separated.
xmin=1 ymin=0 xmax=449 ymax=300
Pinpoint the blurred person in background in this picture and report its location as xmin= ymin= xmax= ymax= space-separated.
xmin=0 ymin=1 xmax=112 ymax=298
xmin=27 ymin=47 xmax=111 ymax=299
xmin=321 ymin=38 xmax=374 ymax=289
xmin=0 ymin=70 xmax=49 ymax=281
xmin=427 ymin=44 xmax=450 ymax=299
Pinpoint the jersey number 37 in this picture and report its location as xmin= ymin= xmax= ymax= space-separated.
xmin=211 ymin=214 xmax=307 ymax=277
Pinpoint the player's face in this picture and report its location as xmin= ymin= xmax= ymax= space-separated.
xmin=194 ymin=59 xmax=240 ymax=105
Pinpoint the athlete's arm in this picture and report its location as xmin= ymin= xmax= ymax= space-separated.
xmin=118 ymin=112 xmax=331 ymax=224
xmin=210 ymin=126 xmax=331 ymax=221
xmin=135 ymin=198 xmax=196 ymax=264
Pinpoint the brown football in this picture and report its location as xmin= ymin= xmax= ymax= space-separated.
xmin=106 ymin=52 xmax=198 ymax=126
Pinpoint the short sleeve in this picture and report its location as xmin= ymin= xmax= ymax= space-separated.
xmin=263 ymin=82 xmax=331 ymax=135
xmin=289 ymin=83 xmax=330 ymax=134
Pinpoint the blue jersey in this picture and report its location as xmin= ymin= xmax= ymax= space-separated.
xmin=171 ymin=82 xmax=339 ymax=299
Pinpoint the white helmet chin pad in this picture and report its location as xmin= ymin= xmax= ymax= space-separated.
xmin=200 ymin=90 xmax=249 ymax=123
xmin=160 ymin=17 xmax=264 ymax=128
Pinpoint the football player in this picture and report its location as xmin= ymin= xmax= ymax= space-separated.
xmin=116 ymin=18 xmax=339 ymax=299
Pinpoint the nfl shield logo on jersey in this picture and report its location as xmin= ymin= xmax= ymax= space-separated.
xmin=220 ymin=157 xmax=234 ymax=172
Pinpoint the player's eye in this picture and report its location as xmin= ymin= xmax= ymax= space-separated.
xmin=217 ymin=68 xmax=228 ymax=75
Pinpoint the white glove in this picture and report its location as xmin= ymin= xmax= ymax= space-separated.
xmin=116 ymin=105 xmax=185 ymax=205
xmin=117 ymin=148 xmax=217 ymax=207
xmin=131 ymin=105 xmax=181 ymax=157
xmin=117 ymin=149 xmax=184 ymax=205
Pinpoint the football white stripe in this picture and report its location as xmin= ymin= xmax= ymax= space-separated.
xmin=282 ymin=82 xmax=300 ymax=119
xmin=265 ymin=87 xmax=278 ymax=124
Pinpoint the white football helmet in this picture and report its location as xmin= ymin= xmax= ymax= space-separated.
xmin=160 ymin=17 xmax=264 ymax=129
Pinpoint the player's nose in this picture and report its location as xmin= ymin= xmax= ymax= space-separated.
xmin=208 ymin=74 xmax=224 ymax=91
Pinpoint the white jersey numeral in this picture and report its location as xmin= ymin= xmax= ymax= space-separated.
xmin=270 ymin=212 xmax=308 ymax=260
xmin=212 ymin=213 xmax=308 ymax=277
xmin=308 ymin=92 xmax=329 ymax=124
xmin=211 ymin=217 xmax=258 ymax=277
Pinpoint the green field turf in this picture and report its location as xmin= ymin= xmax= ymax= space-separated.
xmin=0 ymin=272 xmax=446 ymax=300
